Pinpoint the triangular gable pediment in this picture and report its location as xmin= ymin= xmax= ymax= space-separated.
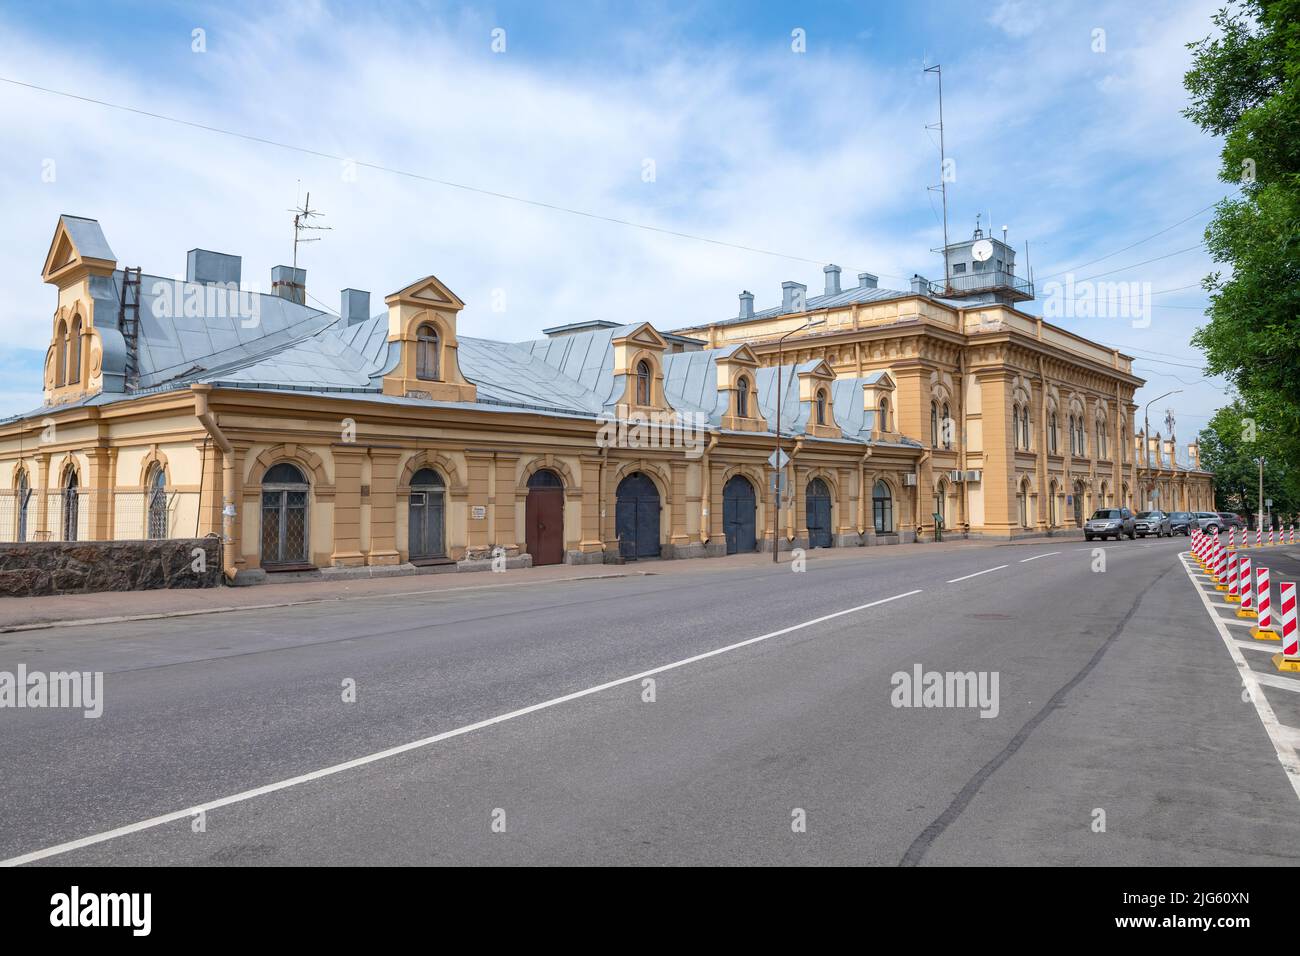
xmin=714 ymin=343 xmax=760 ymax=368
xmin=865 ymin=369 xmax=897 ymax=391
xmin=42 ymin=215 xmax=116 ymax=284
xmin=385 ymin=274 xmax=465 ymax=310
xmin=797 ymin=359 xmax=836 ymax=382
xmin=612 ymin=322 xmax=668 ymax=351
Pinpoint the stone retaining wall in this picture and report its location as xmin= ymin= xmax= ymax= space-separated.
xmin=0 ymin=538 xmax=222 ymax=597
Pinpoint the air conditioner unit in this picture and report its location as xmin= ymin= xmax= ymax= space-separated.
xmin=963 ymin=470 xmax=983 ymax=482
xmin=948 ymin=470 xmax=964 ymax=482
xmin=903 ymin=473 xmax=918 ymax=486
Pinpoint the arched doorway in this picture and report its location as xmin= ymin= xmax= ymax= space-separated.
xmin=261 ymin=462 xmax=310 ymax=568
xmin=408 ymin=468 xmax=446 ymax=563
xmin=1072 ymin=479 xmax=1085 ymax=527
xmin=806 ymin=477 xmax=832 ymax=548
xmin=873 ymin=480 xmax=894 ymax=533
xmin=722 ymin=474 xmax=757 ymax=554
xmin=616 ymin=472 xmax=660 ymax=559
xmin=525 ymin=468 xmax=564 ymax=566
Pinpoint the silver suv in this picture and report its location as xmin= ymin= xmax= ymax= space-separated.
xmin=1084 ymin=508 xmax=1136 ymax=541
xmin=1134 ymin=510 xmax=1171 ymax=537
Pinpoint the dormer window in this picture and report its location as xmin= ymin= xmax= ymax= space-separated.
xmin=737 ymin=375 xmax=750 ymax=418
xmin=879 ymin=396 xmax=891 ymax=432
xmin=415 ymin=324 xmax=440 ymax=381
xmin=815 ymin=389 xmax=828 ymax=426
xmin=636 ymin=360 xmax=652 ymax=405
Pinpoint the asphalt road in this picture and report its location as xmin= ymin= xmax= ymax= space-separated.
xmin=3 ymin=535 xmax=1300 ymax=866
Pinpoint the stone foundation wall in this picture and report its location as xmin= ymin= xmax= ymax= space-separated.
xmin=0 ymin=538 xmax=222 ymax=597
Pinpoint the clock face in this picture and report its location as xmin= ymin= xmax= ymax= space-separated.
xmin=971 ymin=238 xmax=994 ymax=262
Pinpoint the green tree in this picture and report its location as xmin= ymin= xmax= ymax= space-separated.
xmin=1198 ymin=400 xmax=1298 ymax=525
xmin=1184 ymin=1 xmax=1300 ymax=477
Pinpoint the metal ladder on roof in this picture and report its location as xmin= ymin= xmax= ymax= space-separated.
xmin=119 ymin=266 xmax=142 ymax=390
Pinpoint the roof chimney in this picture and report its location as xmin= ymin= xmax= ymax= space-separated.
xmin=186 ymin=249 xmax=241 ymax=286
xmin=823 ymin=264 xmax=841 ymax=296
xmin=271 ymin=265 xmax=305 ymax=305
xmin=781 ymin=281 xmax=807 ymax=314
xmin=738 ymin=290 xmax=754 ymax=320
xmin=910 ymin=274 xmax=929 ymax=296
xmin=341 ymin=288 xmax=370 ymax=325
xmin=858 ymin=272 xmax=878 ymax=290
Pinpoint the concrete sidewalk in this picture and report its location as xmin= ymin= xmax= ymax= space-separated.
xmin=0 ymin=531 xmax=1086 ymax=632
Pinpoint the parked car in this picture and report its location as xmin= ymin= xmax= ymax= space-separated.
xmin=1167 ymin=511 xmax=1197 ymax=536
xmin=1217 ymin=512 xmax=1246 ymax=532
xmin=1134 ymin=510 xmax=1171 ymax=537
xmin=1195 ymin=511 xmax=1224 ymax=533
xmin=1084 ymin=508 xmax=1136 ymax=541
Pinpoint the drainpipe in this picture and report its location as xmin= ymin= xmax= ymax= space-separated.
xmin=598 ymin=443 xmax=609 ymax=555
xmin=857 ymin=447 xmax=874 ymax=535
xmin=192 ymin=384 xmax=237 ymax=581
xmin=699 ymin=432 xmax=718 ymax=545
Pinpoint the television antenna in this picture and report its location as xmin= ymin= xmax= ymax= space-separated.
xmin=288 ymin=187 xmax=331 ymax=282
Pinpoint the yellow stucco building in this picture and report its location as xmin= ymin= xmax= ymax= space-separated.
xmin=0 ymin=215 xmax=1214 ymax=584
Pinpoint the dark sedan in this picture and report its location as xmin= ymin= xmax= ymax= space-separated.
xmin=1167 ymin=511 xmax=1197 ymax=536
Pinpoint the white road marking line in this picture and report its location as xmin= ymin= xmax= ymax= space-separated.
xmin=1255 ymin=672 xmax=1300 ymax=693
xmin=1019 ymin=552 xmax=1060 ymax=563
xmin=0 ymin=587 xmax=923 ymax=867
xmin=1276 ymin=725 xmax=1300 ymax=749
xmin=1234 ymin=638 xmax=1278 ymax=654
xmin=947 ymin=565 xmax=1008 ymax=583
xmin=1179 ymin=556 xmax=1300 ymax=802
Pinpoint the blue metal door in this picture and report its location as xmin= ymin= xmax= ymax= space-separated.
xmin=616 ymin=472 xmax=660 ymax=559
xmin=806 ymin=477 xmax=832 ymax=548
xmin=722 ymin=475 xmax=757 ymax=554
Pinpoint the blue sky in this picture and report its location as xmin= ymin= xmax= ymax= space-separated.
xmin=0 ymin=0 xmax=1231 ymax=440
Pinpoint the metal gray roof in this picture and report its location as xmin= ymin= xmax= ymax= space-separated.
xmin=60 ymin=215 xmax=116 ymax=262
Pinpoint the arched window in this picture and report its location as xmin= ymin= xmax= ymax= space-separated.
xmin=1014 ymin=405 xmax=1024 ymax=449
xmin=61 ymin=468 xmax=79 ymax=542
xmin=1049 ymin=413 xmax=1058 ymax=454
xmin=1097 ymin=420 xmax=1107 ymax=459
xmin=636 ymin=360 xmax=652 ymax=405
xmin=15 ymin=471 xmax=29 ymax=543
xmin=261 ymin=462 xmax=310 ymax=568
xmin=878 ymin=396 xmax=890 ymax=432
xmin=68 ymin=316 xmax=82 ymax=385
xmin=941 ymin=403 xmax=951 ymax=449
xmin=815 ymin=389 xmax=828 ymax=426
xmin=415 ymin=324 xmax=440 ymax=381
xmin=930 ymin=401 xmax=938 ymax=447
xmin=872 ymin=479 xmax=893 ymax=533
xmin=1120 ymin=423 xmax=1127 ymax=461
xmin=146 ymin=464 xmax=168 ymax=539
xmin=55 ymin=319 xmax=68 ymax=387
xmin=736 ymin=376 xmax=750 ymax=418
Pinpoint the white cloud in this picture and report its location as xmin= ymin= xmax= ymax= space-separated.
xmin=0 ymin=0 xmax=1232 ymax=427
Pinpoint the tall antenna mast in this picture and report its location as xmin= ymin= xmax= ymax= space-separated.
xmin=925 ymin=64 xmax=951 ymax=291
xmin=287 ymin=187 xmax=331 ymax=303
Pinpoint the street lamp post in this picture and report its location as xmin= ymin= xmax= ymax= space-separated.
xmin=772 ymin=316 xmax=825 ymax=563
xmin=1142 ymin=389 xmax=1181 ymax=510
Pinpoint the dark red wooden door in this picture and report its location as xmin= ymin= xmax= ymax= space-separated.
xmin=526 ymin=488 xmax=564 ymax=566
